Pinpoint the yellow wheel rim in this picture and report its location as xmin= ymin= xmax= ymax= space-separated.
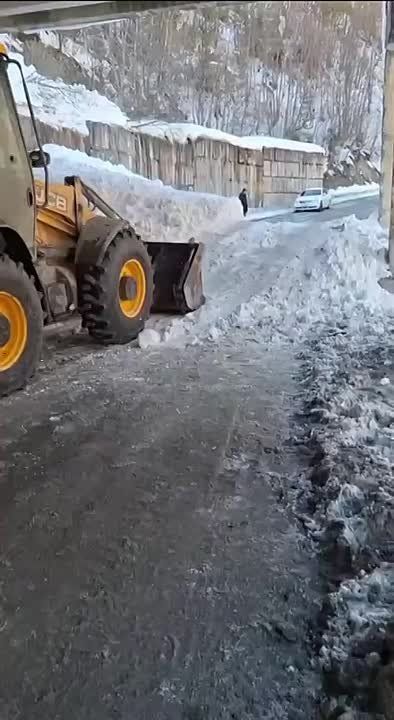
xmin=0 ymin=292 xmax=28 ymax=372
xmin=119 ymin=259 xmax=146 ymax=318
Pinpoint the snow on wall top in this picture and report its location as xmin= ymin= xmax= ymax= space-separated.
xmin=131 ymin=121 xmax=326 ymax=155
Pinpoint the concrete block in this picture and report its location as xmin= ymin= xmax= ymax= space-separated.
xmin=255 ymin=150 xmax=264 ymax=167
xmin=118 ymin=151 xmax=130 ymax=169
xmin=285 ymin=162 xmax=301 ymax=178
xmin=272 ymin=177 xmax=287 ymax=193
xmin=274 ymin=148 xmax=294 ymax=163
xmin=275 ymin=161 xmax=300 ymax=178
xmin=273 ymin=176 xmax=304 ymax=193
xmin=194 ymin=140 xmax=206 ymax=158
xmin=150 ymin=137 xmax=162 ymax=162
xmin=88 ymin=122 xmax=110 ymax=150
xmin=116 ymin=128 xmax=130 ymax=154
xmin=271 ymin=177 xmax=287 ymax=193
xmin=300 ymin=162 xmax=308 ymax=179
xmin=263 ymin=192 xmax=297 ymax=208
xmin=289 ymin=151 xmax=303 ymax=162
xmin=205 ymin=139 xmax=221 ymax=161
xmin=238 ymin=147 xmax=247 ymax=165
xmin=247 ymin=149 xmax=257 ymax=166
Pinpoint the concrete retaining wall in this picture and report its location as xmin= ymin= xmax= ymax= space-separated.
xmin=20 ymin=117 xmax=325 ymax=207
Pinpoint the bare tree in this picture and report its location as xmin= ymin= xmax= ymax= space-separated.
xmin=59 ymin=1 xmax=381 ymax=156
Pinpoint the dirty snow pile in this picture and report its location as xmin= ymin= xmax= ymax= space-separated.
xmin=298 ymin=330 xmax=394 ymax=716
xmin=291 ymin=285 xmax=393 ymax=715
xmin=144 ymin=213 xmax=394 ymax=349
xmin=42 ymin=144 xmax=242 ymax=243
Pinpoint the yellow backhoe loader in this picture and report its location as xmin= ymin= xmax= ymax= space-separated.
xmin=0 ymin=43 xmax=204 ymax=396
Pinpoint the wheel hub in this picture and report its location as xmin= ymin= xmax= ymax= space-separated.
xmin=119 ymin=276 xmax=137 ymax=301
xmin=0 ymin=291 xmax=28 ymax=372
xmin=118 ymin=259 xmax=146 ymax=319
xmin=0 ymin=314 xmax=10 ymax=347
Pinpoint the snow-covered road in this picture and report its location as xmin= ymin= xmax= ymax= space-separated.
xmin=139 ymin=201 xmax=393 ymax=720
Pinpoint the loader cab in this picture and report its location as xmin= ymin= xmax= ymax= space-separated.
xmin=0 ymin=42 xmax=49 ymax=258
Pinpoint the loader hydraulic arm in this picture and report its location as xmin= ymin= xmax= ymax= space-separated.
xmin=64 ymin=176 xmax=122 ymax=224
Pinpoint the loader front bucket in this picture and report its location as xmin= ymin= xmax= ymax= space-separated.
xmin=146 ymin=240 xmax=205 ymax=315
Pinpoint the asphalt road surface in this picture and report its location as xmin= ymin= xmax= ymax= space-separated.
xmin=251 ymin=194 xmax=377 ymax=225
xmin=0 ymin=338 xmax=322 ymax=720
xmin=1 ymin=196 xmax=378 ymax=719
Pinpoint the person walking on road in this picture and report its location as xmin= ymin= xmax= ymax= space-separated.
xmin=238 ymin=188 xmax=248 ymax=216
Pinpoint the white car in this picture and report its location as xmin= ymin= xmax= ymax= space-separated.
xmin=294 ymin=188 xmax=331 ymax=212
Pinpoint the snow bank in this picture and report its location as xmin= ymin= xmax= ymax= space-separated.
xmin=330 ymin=182 xmax=379 ymax=205
xmin=131 ymin=121 xmax=325 ymax=155
xmin=42 ymin=144 xmax=242 ymax=243
xmin=145 ymin=213 xmax=394 ymax=348
xmin=300 ymin=324 xmax=394 ymax=710
xmin=41 ymin=144 xmax=388 ymax=355
xmin=321 ymin=565 xmax=394 ymax=673
xmin=237 ymin=215 xmax=393 ymax=339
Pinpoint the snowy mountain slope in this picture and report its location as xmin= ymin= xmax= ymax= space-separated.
xmin=42 ymin=2 xmax=382 ymax=158
xmin=1 ymin=39 xmax=129 ymax=136
xmin=2 ymin=33 xmax=324 ymax=155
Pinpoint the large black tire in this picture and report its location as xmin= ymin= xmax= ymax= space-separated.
xmin=0 ymin=255 xmax=43 ymax=397
xmin=79 ymin=228 xmax=153 ymax=345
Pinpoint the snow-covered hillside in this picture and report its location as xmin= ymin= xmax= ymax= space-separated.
xmin=3 ymin=2 xmax=383 ymax=164
xmin=34 ymin=2 xmax=382 ymax=159
xmin=2 ymin=33 xmax=324 ymax=157
xmin=1 ymin=35 xmax=129 ymax=136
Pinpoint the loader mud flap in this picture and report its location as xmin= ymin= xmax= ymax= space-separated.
xmin=146 ymin=241 xmax=205 ymax=315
